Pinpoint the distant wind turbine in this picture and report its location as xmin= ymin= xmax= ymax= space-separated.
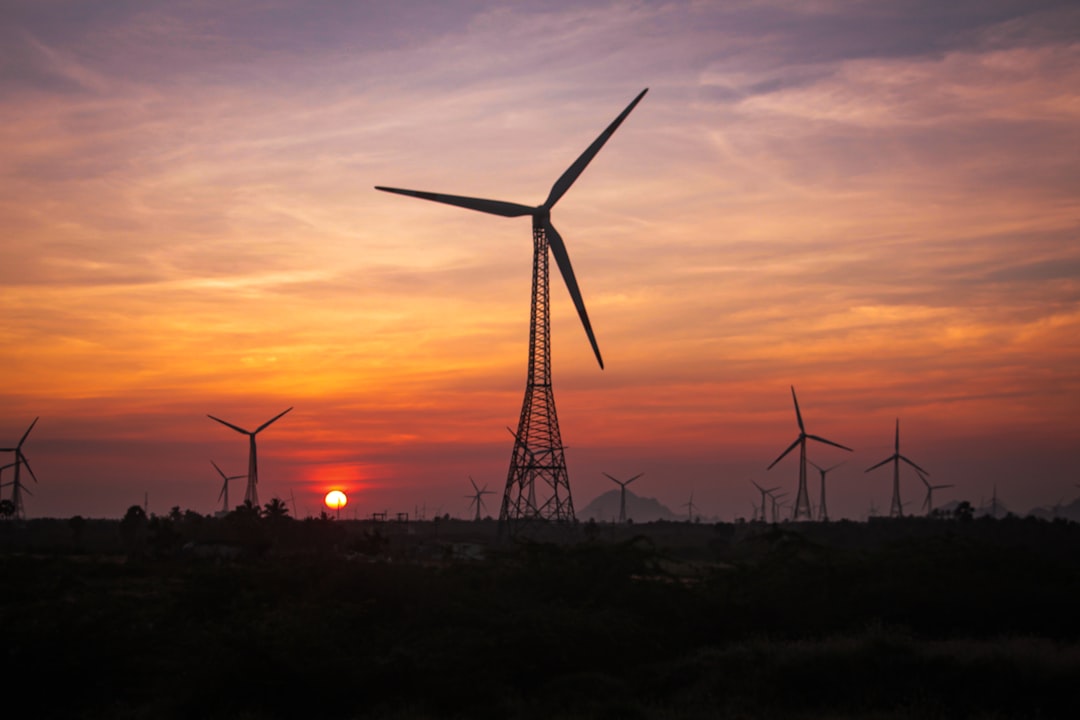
xmin=751 ymin=480 xmax=779 ymax=523
xmin=603 ymin=472 xmax=644 ymax=524
xmin=768 ymin=387 xmax=852 ymax=520
xmin=207 ymin=407 xmax=292 ymax=508
xmin=683 ymin=491 xmax=697 ymax=522
xmin=865 ymin=418 xmax=928 ymax=518
xmin=807 ymin=460 xmax=845 ymax=523
xmin=466 ymin=476 xmax=494 ymax=521
xmin=916 ymin=469 xmax=953 ymax=515
xmin=211 ymin=460 xmax=246 ymax=514
xmin=1 ymin=417 xmax=40 ymax=520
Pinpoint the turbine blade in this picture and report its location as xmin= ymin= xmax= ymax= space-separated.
xmin=375 ymin=187 xmax=534 ymax=218
xmin=768 ymin=437 xmax=801 ymax=470
xmin=807 ymin=434 xmax=853 ymax=452
xmin=470 ymin=476 xmax=480 ymax=492
xmin=211 ymin=460 xmax=228 ymax=481
xmin=626 ymin=473 xmax=643 ymax=485
xmin=603 ymin=472 xmax=619 ymax=484
xmin=918 ymin=473 xmax=931 ymax=488
xmin=824 ymin=461 xmax=846 ymax=473
xmin=899 ymin=455 xmax=928 ymax=475
xmin=865 ymin=455 xmax=896 ymax=473
xmin=544 ymin=88 xmax=648 ymax=208
xmin=545 ymin=220 xmax=603 ymax=369
xmin=751 ymin=480 xmax=764 ymax=491
xmin=807 ymin=459 xmax=822 ymax=472
xmin=19 ymin=417 xmax=39 ymax=448
xmin=22 ymin=456 xmax=38 ymax=483
xmin=894 ymin=418 xmax=900 ymax=452
xmin=218 ymin=483 xmax=227 ymax=502
xmin=256 ymin=407 xmax=293 ymax=433
xmin=934 ymin=484 xmax=955 ymax=490
xmin=790 ymin=387 xmax=804 ymax=433
xmin=208 ymin=415 xmax=250 ymax=435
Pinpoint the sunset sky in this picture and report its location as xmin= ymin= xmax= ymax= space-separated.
xmin=2 ymin=0 xmax=1078 ymax=520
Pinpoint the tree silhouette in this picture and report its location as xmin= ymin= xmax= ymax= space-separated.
xmin=263 ymin=497 xmax=290 ymax=520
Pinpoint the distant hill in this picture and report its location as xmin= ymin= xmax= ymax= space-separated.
xmin=577 ymin=488 xmax=680 ymax=523
xmin=1027 ymin=497 xmax=1080 ymax=523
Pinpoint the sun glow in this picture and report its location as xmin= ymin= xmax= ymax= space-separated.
xmin=324 ymin=490 xmax=348 ymax=510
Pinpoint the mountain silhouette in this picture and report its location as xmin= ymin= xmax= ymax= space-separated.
xmin=578 ymin=488 xmax=679 ymax=523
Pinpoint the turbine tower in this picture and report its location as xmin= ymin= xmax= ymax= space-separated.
xmin=917 ymin=469 xmax=953 ymax=515
xmin=207 ymin=407 xmax=292 ymax=509
xmin=767 ymin=387 xmax=852 ymax=520
xmin=865 ymin=418 xmax=928 ymax=518
xmin=376 ymin=89 xmax=648 ymax=537
xmin=603 ymin=472 xmax=643 ymax=523
xmin=807 ymin=460 xmax=845 ymax=522
xmin=211 ymin=460 xmax=245 ymax=514
xmin=1 ymin=418 xmax=39 ymax=520
xmin=466 ymin=476 xmax=493 ymax=521
xmin=751 ymin=480 xmax=779 ymax=523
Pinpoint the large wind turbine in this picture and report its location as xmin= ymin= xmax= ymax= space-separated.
xmin=377 ymin=89 xmax=648 ymax=536
xmin=807 ymin=459 xmax=845 ymax=522
xmin=1 ymin=417 xmax=39 ymax=520
xmin=865 ymin=418 xmax=928 ymax=518
xmin=207 ymin=408 xmax=292 ymax=509
xmin=603 ymin=472 xmax=644 ymax=524
xmin=767 ymin=387 xmax=852 ymax=520
xmin=210 ymin=460 xmax=245 ymax=514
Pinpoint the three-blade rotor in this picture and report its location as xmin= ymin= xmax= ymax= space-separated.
xmin=375 ymin=88 xmax=649 ymax=370
xmin=768 ymin=387 xmax=852 ymax=469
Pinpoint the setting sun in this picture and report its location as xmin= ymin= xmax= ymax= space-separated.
xmin=324 ymin=490 xmax=348 ymax=511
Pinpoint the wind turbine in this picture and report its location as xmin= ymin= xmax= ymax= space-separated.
xmin=767 ymin=387 xmax=852 ymax=520
xmin=916 ymin=469 xmax=953 ymax=515
xmin=768 ymin=491 xmax=788 ymax=523
xmin=865 ymin=418 xmax=927 ymax=518
xmin=207 ymin=408 xmax=292 ymax=508
xmin=211 ymin=460 xmax=245 ymax=514
xmin=466 ymin=476 xmax=494 ymax=521
xmin=751 ymin=480 xmax=779 ymax=523
xmin=683 ymin=491 xmax=697 ymax=522
xmin=807 ymin=460 xmax=845 ymax=522
xmin=377 ymin=89 xmax=648 ymax=536
xmin=1 ymin=418 xmax=39 ymax=520
xmin=603 ymin=472 xmax=644 ymax=524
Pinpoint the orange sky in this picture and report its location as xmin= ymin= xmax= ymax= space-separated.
xmin=1 ymin=1 xmax=1078 ymax=519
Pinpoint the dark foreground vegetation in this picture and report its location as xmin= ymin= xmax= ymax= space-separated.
xmin=2 ymin=511 xmax=1079 ymax=719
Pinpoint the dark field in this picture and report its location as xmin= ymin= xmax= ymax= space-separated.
xmin=3 ymin=514 xmax=1079 ymax=719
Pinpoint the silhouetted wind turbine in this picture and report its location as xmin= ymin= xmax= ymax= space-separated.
xmin=466 ymin=476 xmax=494 ymax=521
xmin=1 ymin=418 xmax=39 ymax=520
xmin=916 ymin=469 xmax=953 ymax=515
xmin=683 ymin=491 xmax=697 ymax=522
xmin=211 ymin=460 xmax=245 ymax=514
xmin=207 ymin=408 xmax=292 ymax=508
xmin=751 ymin=480 xmax=779 ymax=523
xmin=865 ymin=418 xmax=927 ymax=518
xmin=768 ymin=387 xmax=852 ymax=520
xmin=603 ymin=472 xmax=644 ymax=523
xmin=768 ymin=490 xmax=788 ymax=523
xmin=807 ymin=460 xmax=845 ymax=522
xmin=379 ymin=89 xmax=648 ymax=536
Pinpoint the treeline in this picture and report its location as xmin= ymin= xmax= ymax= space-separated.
xmin=1 ymin=516 xmax=1079 ymax=718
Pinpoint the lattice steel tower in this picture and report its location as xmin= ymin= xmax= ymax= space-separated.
xmin=376 ymin=89 xmax=648 ymax=537
xmin=502 ymin=220 xmax=574 ymax=526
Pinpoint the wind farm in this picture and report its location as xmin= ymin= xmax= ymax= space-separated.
xmin=2 ymin=2 xmax=1080 ymax=718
